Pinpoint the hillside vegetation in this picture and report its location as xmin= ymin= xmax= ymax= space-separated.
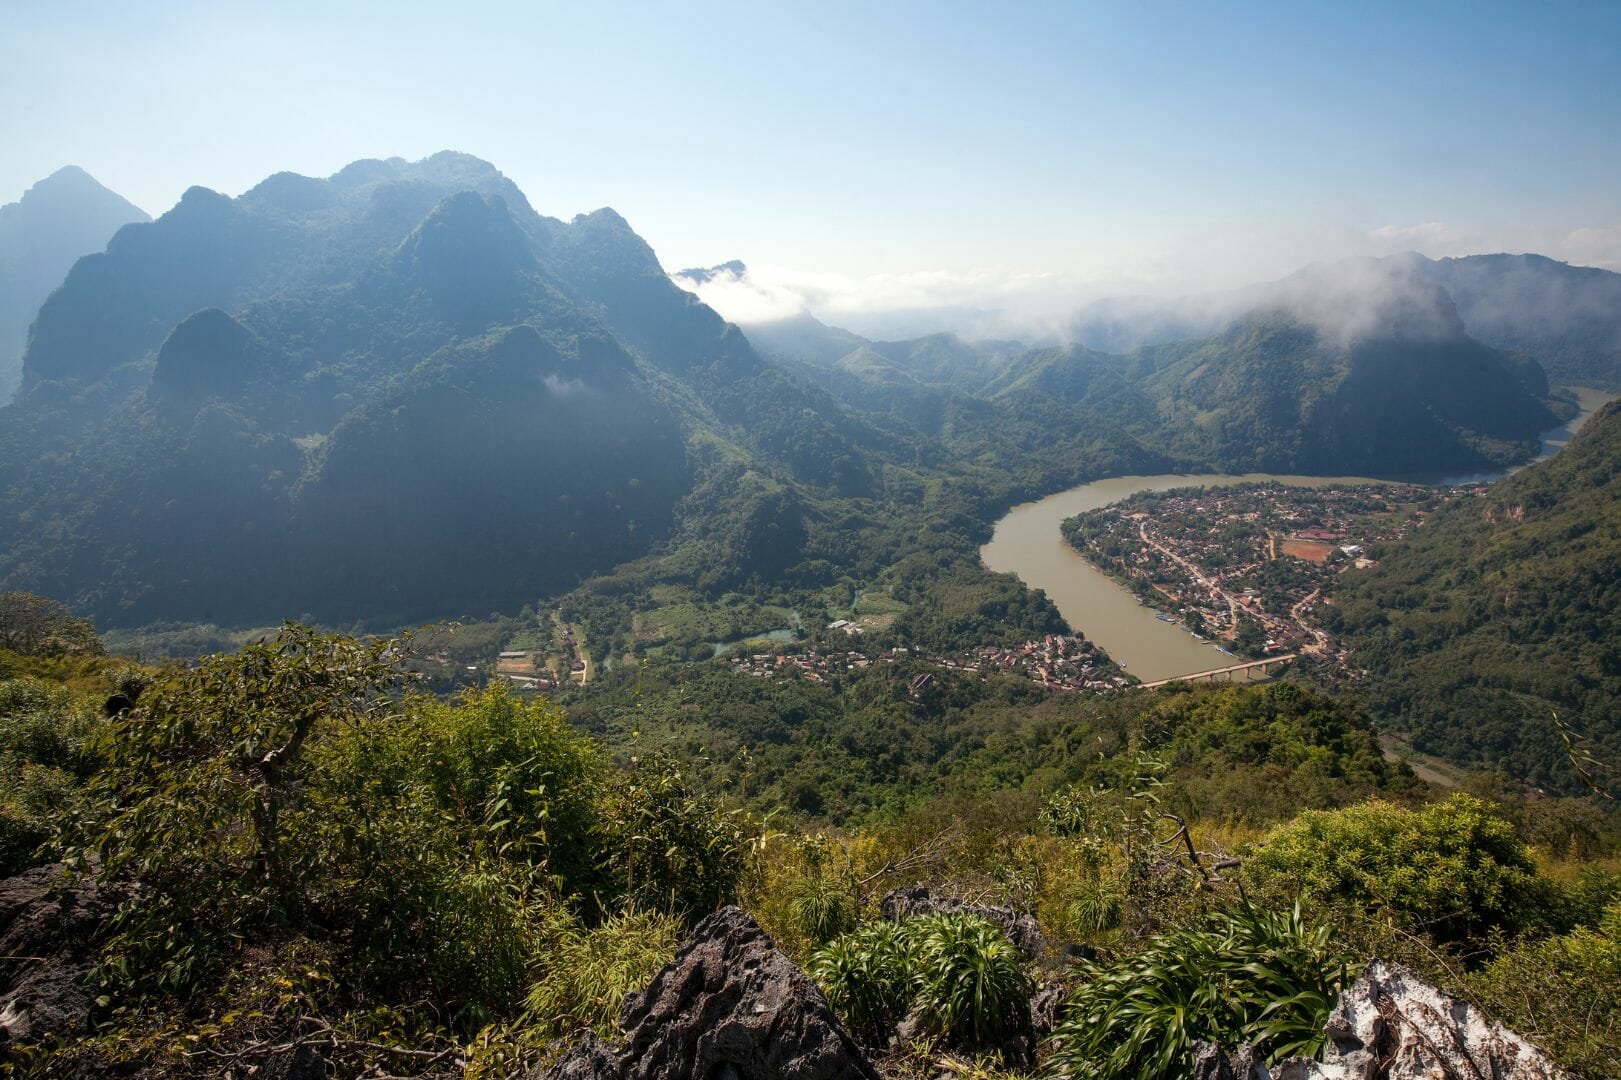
xmin=1 ymin=613 xmax=1616 ymax=1076
xmin=1326 ymin=400 xmax=1621 ymax=787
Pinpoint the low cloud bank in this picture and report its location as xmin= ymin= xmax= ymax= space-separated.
xmin=673 ymin=223 xmax=1621 ymax=348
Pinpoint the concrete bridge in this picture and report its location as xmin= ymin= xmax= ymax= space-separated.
xmin=1136 ymin=653 xmax=1298 ymax=690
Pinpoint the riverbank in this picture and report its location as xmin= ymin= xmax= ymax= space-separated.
xmin=980 ymin=387 xmax=1614 ymax=683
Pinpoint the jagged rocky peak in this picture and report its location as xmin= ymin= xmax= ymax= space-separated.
xmin=674 ymin=259 xmax=748 ymax=286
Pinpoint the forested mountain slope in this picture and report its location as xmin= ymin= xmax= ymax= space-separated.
xmin=987 ymin=284 xmax=1557 ymax=476
xmin=1326 ymin=400 xmax=1621 ymax=786
xmin=0 ymin=154 xmax=893 ymax=626
xmin=0 ymin=166 xmax=149 ymax=397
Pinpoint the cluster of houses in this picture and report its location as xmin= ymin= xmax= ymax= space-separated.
xmin=1079 ymin=483 xmax=1453 ymax=661
xmin=727 ymin=633 xmax=1130 ymax=694
xmin=493 ymin=650 xmax=559 ymax=691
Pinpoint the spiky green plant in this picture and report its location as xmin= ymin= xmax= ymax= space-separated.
xmin=910 ymin=914 xmax=1032 ymax=1046
xmin=1044 ymin=903 xmax=1354 ymax=1080
xmin=1067 ymin=878 xmax=1126 ymax=936
xmin=811 ymin=913 xmax=1032 ymax=1050
xmin=807 ymin=919 xmax=917 ymax=1043
xmin=789 ymin=869 xmax=859 ymax=946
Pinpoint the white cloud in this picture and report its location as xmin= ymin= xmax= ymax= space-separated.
xmin=672 ymin=262 xmax=1100 ymax=340
xmin=1558 ymin=224 xmax=1621 ymax=270
xmin=1368 ymin=221 xmax=1453 ymax=244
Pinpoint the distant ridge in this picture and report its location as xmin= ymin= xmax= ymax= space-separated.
xmin=1068 ymin=253 xmax=1621 ymax=390
xmin=0 ymin=166 xmax=149 ymax=397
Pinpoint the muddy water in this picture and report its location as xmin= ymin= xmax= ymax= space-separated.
xmin=980 ymin=388 xmax=1614 ymax=683
xmin=981 ymin=473 xmax=1382 ymax=682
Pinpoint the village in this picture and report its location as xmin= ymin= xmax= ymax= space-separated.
xmin=1063 ymin=481 xmax=1477 ymax=662
xmin=726 ymin=632 xmax=1132 ymax=694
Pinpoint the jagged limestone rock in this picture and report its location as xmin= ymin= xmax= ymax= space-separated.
xmin=616 ymin=906 xmax=879 ymax=1080
xmin=0 ymin=864 xmax=118 ymax=1044
xmin=535 ymin=1033 xmax=625 ymax=1080
xmin=1272 ymin=959 xmax=1566 ymax=1080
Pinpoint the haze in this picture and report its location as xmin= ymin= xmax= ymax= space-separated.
xmin=4 ymin=0 xmax=1620 ymax=327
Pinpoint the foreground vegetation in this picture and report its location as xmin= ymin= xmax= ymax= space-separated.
xmin=1 ymin=606 xmax=1616 ymax=1077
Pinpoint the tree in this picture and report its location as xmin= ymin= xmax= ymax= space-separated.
xmin=0 ymin=591 xmax=103 ymax=656
xmin=90 ymin=624 xmax=406 ymax=993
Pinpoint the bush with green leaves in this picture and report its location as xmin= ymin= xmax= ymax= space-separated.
xmin=523 ymin=906 xmax=682 ymax=1040
xmin=88 ymin=626 xmax=409 ymax=999
xmin=809 ymin=913 xmax=1030 ymax=1049
xmin=1045 ymin=904 xmax=1354 ymax=1080
xmin=1243 ymin=794 xmax=1553 ymax=945
xmin=597 ymin=752 xmax=750 ymax=918
xmin=0 ymin=676 xmax=100 ymax=874
xmin=1468 ymin=900 xmax=1621 ymax=1077
xmin=82 ymin=627 xmax=641 ymax=1032
xmin=319 ymin=679 xmax=610 ymax=897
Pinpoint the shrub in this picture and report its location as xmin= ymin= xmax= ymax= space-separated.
xmin=807 ymin=919 xmax=918 ymax=1044
xmin=325 ymin=682 xmax=609 ymax=895
xmin=809 ymin=913 xmax=1030 ymax=1050
xmin=1243 ymin=794 xmax=1552 ymax=944
xmin=524 ymin=906 xmax=682 ymax=1039
xmin=0 ymin=763 xmax=82 ymax=875
xmin=1468 ymin=901 xmax=1621 ymax=1077
xmin=84 ymin=629 xmax=614 ymax=1031
xmin=597 ymin=753 xmax=750 ymax=918
xmin=1045 ymin=904 xmax=1354 ymax=1080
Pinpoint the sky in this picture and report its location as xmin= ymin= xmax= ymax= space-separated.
xmin=4 ymin=1 xmax=1620 ymax=328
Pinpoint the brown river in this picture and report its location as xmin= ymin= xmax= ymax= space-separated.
xmin=980 ymin=388 xmax=1613 ymax=683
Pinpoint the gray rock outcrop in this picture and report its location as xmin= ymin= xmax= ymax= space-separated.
xmin=541 ymin=1034 xmax=625 ymax=1080
xmin=0 ymin=864 xmax=117 ymax=1045
xmin=1273 ymin=959 xmax=1566 ymax=1080
xmin=542 ymin=906 xmax=878 ymax=1080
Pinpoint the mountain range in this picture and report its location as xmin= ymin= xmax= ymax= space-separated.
xmin=0 ymin=154 xmax=894 ymax=627
xmin=0 ymin=166 xmax=149 ymax=397
xmin=705 ymin=251 xmax=1621 ymax=394
xmin=0 ymin=154 xmax=1592 ymax=633
xmin=728 ymin=262 xmax=1564 ymax=478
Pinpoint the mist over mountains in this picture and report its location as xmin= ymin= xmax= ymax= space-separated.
xmin=724 ymin=257 xmax=1565 ymax=477
xmin=1068 ymin=253 xmax=1621 ymax=390
xmin=685 ymin=251 xmax=1621 ymax=392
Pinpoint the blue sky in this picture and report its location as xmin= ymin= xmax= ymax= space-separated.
xmin=4 ymin=1 xmax=1619 ymax=324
